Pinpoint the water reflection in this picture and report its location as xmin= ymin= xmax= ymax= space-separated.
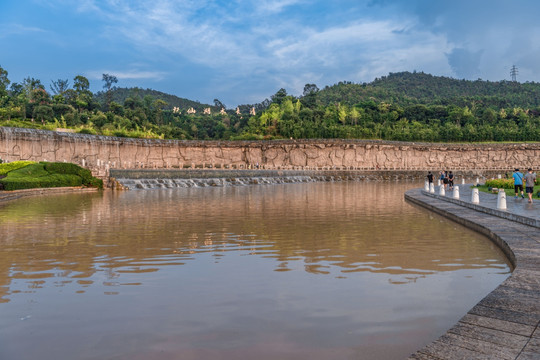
xmin=0 ymin=182 xmax=510 ymax=360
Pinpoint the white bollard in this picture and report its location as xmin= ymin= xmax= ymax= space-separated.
xmin=498 ymin=174 xmax=502 ymax=179
xmin=439 ymin=185 xmax=445 ymax=196
xmin=438 ymin=179 xmax=441 ymax=186
xmin=453 ymin=186 xmax=460 ymax=199
xmin=497 ymin=190 xmax=507 ymax=210
xmin=424 ymin=181 xmax=430 ymax=191
xmin=472 ymin=188 xmax=480 ymax=204
xmin=476 ymin=177 xmax=480 ymax=186
xmin=429 ymin=183 xmax=435 ymax=193
xmin=462 ymin=178 xmax=465 ymax=185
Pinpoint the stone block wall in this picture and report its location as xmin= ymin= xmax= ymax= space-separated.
xmin=2 ymin=127 xmax=540 ymax=180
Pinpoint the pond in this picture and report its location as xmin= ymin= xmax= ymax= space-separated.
xmin=0 ymin=181 xmax=511 ymax=360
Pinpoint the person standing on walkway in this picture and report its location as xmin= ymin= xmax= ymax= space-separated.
xmin=513 ymin=168 xmax=524 ymax=199
xmin=443 ymin=171 xmax=449 ymax=190
xmin=524 ymin=168 xmax=537 ymax=203
xmin=448 ymin=171 xmax=454 ymax=190
xmin=427 ymin=171 xmax=434 ymax=185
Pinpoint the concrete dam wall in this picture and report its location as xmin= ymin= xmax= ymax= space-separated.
xmin=2 ymin=127 xmax=540 ymax=182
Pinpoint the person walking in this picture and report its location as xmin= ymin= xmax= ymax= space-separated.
xmin=512 ymin=168 xmax=524 ymax=199
xmin=524 ymin=168 xmax=537 ymax=203
xmin=448 ymin=171 xmax=454 ymax=190
xmin=443 ymin=171 xmax=449 ymax=190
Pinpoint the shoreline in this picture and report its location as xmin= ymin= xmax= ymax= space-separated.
xmin=0 ymin=187 xmax=100 ymax=204
xmin=405 ymin=188 xmax=539 ymax=359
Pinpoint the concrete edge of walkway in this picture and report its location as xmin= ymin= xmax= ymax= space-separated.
xmin=405 ymin=188 xmax=540 ymax=360
xmin=422 ymin=189 xmax=540 ymax=229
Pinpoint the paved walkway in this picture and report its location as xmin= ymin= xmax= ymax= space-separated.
xmin=426 ymin=183 xmax=540 ymax=228
xmin=405 ymin=186 xmax=540 ymax=360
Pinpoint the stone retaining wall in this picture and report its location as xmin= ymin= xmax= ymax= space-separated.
xmin=2 ymin=127 xmax=540 ymax=186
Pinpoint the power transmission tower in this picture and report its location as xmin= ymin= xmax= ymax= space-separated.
xmin=510 ymin=65 xmax=518 ymax=82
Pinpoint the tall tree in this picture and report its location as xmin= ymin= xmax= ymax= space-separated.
xmin=102 ymin=73 xmax=118 ymax=91
xmin=72 ymin=75 xmax=92 ymax=112
xmin=102 ymin=73 xmax=118 ymax=110
xmin=22 ymin=77 xmax=44 ymax=97
xmin=50 ymin=79 xmax=70 ymax=95
xmin=0 ymin=65 xmax=10 ymax=97
xmin=214 ymin=98 xmax=226 ymax=109
xmin=73 ymin=75 xmax=90 ymax=94
xmin=301 ymin=83 xmax=319 ymax=109
xmin=271 ymin=88 xmax=288 ymax=105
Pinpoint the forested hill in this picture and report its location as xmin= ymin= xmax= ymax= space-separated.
xmin=317 ymin=72 xmax=540 ymax=108
xmin=2 ymin=66 xmax=540 ymax=142
xmin=93 ymin=87 xmax=214 ymax=111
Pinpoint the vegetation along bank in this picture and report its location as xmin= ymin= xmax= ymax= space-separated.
xmin=0 ymin=161 xmax=103 ymax=191
xmin=1 ymin=68 xmax=540 ymax=143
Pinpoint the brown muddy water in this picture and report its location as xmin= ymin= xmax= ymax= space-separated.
xmin=0 ymin=182 xmax=510 ymax=360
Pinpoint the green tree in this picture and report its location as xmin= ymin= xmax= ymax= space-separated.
xmin=73 ymin=75 xmax=90 ymax=93
xmin=102 ymin=73 xmax=118 ymax=111
xmin=72 ymin=75 xmax=92 ymax=112
xmin=301 ymin=83 xmax=319 ymax=109
xmin=0 ymin=65 xmax=10 ymax=98
xmin=271 ymin=88 xmax=288 ymax=105
xmin=50 ymin=79 xmax=70 ymax=96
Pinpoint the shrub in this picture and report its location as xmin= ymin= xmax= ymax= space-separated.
xmin=0 ymin=161 xmax=36 ymax=175
xmin=77 ymin=128 xmax=97 ymax=135
xmin=484 ymin=178 xmax=514 ymax=189
xmin=0 ymin=162 xmax=103 ymax=190
xmin=43 ymin=162 xmax=100 ymax=188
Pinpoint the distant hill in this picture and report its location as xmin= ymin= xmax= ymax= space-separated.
xmin=94 ymin=87 xmax=214 ymax=111
xmin=317 ymin=72 xmax=540 ymax=109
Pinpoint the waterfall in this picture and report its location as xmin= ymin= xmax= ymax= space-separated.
xmin=117 ymin=176 xmax=325 ymax=190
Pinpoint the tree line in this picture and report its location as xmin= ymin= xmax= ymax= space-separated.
xmin=1 ymin=66 xmax=540 ymax=142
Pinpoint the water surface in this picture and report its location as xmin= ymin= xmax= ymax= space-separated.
xmin=0 ymin=182 xmax=510 ymax=360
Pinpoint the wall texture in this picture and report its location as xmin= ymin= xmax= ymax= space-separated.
xmin=2 ymin=127 xmax=540 ymax=179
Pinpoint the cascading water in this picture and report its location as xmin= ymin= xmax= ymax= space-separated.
xmin=117 ymin=176 xmax=331 ymax=190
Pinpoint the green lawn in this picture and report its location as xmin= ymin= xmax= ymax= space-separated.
xmin=477 ymin=185 xmax=540 ymax=199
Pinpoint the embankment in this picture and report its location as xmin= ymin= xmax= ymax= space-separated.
xmin=2 ymin=127 xmax=540 ymax=186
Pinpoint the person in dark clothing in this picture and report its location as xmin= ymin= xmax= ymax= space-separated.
xmin=427 ymin=171 xmax=434 ymax=184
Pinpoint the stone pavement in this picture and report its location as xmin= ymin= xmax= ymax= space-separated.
xmin=425 ymin=183 xmax=540 ymax=228
xmin=405 ymin=187 xmax=540 ymax=360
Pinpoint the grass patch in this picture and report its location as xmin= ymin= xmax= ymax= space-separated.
xmin=0 ymin=162 xmax=103 ymax=191
xmin=476 ymin=184 xmax=540 ymax=199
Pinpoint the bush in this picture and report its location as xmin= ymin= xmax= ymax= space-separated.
xmin=77 ymin=128 xmax=97 ymax=135
xmin=43 ymin=162 xmax=100 ymax=188
xmin=0 ymin=161 xmax=36 ymax=175
xmin=485 ymin=178 xmax=514 ymax=189
xmin=0 ymin=162 xmax=103 ymax=190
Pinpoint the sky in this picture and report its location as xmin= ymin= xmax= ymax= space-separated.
xmin=2 ymin=0 xmax=540 ymax=107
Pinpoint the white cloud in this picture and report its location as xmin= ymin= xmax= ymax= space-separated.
xmin=86 ymin=70 xmax=167 ymax=81
xmin=71 ymin=0 xmax=458 ymax=102
xmin=0 ymin=24 xmax=47 ymax=38
xmin=254 ymin=0 xmax=305 ymax=14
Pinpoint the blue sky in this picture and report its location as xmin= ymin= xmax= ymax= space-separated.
xmin=2 ymin=0 xmax=540 ymax=107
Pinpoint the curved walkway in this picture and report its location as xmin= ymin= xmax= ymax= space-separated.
xmin=405 ymin=186 xmax=540 ymax=359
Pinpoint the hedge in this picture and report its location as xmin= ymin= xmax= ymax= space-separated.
xmin=0 ymin=161 xmax=36 ymax=176
xmin=485 ymin=176 xmax=538 ymax=189
xmin=0 ymin=162 xmax=103 ymax=191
